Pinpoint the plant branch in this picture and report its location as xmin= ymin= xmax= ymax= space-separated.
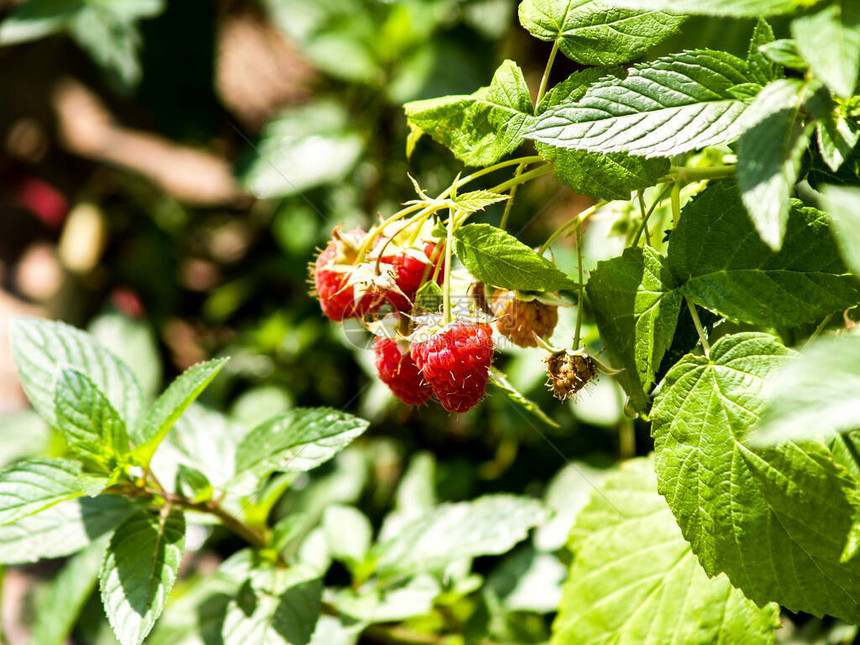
xmin=538 ymin=200 xmax=606 ymax=255
xmin=487 ymin=163 xmax=552 ymax=194
xmin=685 ymin=296 xmax=711 ymax=359
xmin=632 ymin=183 xmax=672 ymax=246
xmin=573 ymin=224 xmax=584 ymax=349
xmin=536 ymin=40 xmax=560 ymax=106
xmin=499 ymin=162 xmax=527 ymax=230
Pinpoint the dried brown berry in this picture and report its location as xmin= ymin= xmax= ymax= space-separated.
xmin=546 ymin=350 xmax=598 ymax=401
xmin=493 ymin=291 xmax=559 ymax=348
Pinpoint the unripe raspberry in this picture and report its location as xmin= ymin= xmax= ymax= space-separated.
xmin=411 ymin=322 xmax=493 ymax=413
xmin=375 ymin=337 xmax=432 ymax=406
xmin=493 ymin=291 xmax=559 ymax=348
xmin=546 ymin=350 xmax=597 ymax=401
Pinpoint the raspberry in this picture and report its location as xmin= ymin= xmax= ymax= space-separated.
xmin=493 ymin=291 xmax=559 ymax=348
xmin=375 ymin=337 xmax=432 ymax=406
xmin=546 ymin=350 xmax=597 ymax=401
xmin=310 ymin=230 xmax=382 ymax=321
xmin=411 ymin=322 xmax=493 ymax=413
xmin=381 ymin=241 xmax=444 ymax=312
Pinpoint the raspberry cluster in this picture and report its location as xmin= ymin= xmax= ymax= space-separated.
xmin=310 ymin=226 xmax=494 ymax=413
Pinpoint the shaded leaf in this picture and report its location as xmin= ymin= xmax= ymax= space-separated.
xmin=586 ymin=246 xmax=682 ymax=411
xmin=792 ymin=3 xmax=860 ymax=99
xmin=453 ymin=223 xmax=577 ymax=292
xmin=668 ymin=182 xmax=860 ymax=326
xmin=100 ymin=509 xmax=186 ymax=645
xmin=820 ymin=184 xmax=860 ymax=275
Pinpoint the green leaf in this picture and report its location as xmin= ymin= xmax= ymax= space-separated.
xmin=451 ymin=190 xmax=510 ymax=215
xmin=175 ymin=464 xmax=213 ymax=503
xmin=31 ymin=537 xmax=108 ymax=645
xmin=489 ymin=367 xmax=560 ymax=428
xmin=55 ymin=368 xmax=130 ymax=467
xmin=600 ymin=0 xmax=823 ymax=17
xmin=527 ymin=50 xmax=754 ymax=158
xmin=222 ymin=567 xmax=322 ymax=645
xmin=792 ymin=3 xmax=860 ymax=99
xmin=817 ymin=106 xmax=860 ymax=172
xmin=10 ymin=318 xmax=144 ymax=431
xmin=235 ymin=408 xmax=370 ymax=481
xmin=518 ymin=0 xmax=684 ymax=66
xmin=538 ymin=143 xmax=669 ymax=201
xmin=413 ymin=281 xmax=444 ymax=315
xmin=373 ymin=494 xmax=548 ymax=578
xmin=100 ymin=508 xmax=186 ymax=645
xmin=751 ymin=334 xmax=860 ymax=446
xmin=0 ymin=495 xmax=135 ymax=564
xmin=150 ymin=403 xmax=248 ymax=493
xmin=586 ymin=246 xmax=682 ymax=411
xmin=736 ymin=79 xmax=813 ymax=248
xmin=132 ymin=358 xmax=228 ymax=467
xmin=404 ymin=60 xmax=533 ymax=167
xmin=453 ymin=223 xmax=577 ymax=292
xmin=239 ymin=100 xmax=365 ymax=199
xmin=89 ymin=312 xmax=162 ymax=398
xmin=759 ymin=38 xmax=808 ymax=70
xmin=0 ymin=0 xmax=163 ymax=89
xmin=747 ymin=19 xmax=782 ymax=85
xmin=323 ymin=505 xmax=372 ymax=568
xmin=821 ymin=185 xmax=860 ymax=274
xmin=651 ymin=332 xmax=860 ymax=622
xmin=552 ymin=458 xmax=780 ymax=645
xmin=668 ymin=182 xmax=860 ymax=326
xmin=0 ymin=459 xmax=83 ymax=524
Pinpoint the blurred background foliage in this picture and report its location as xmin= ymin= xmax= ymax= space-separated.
xmin=0 ymin=1 xmax=848 ymax=643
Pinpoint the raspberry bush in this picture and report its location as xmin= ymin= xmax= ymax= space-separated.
xmin=2 ymin=0 xmax=860 ymax=644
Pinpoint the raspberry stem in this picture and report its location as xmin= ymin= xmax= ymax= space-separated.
xmin=573 ymin=224 xmax=584 ymax=349
xmin=443 ymin=210 xmax=455 ymax=325
xmin=538 ymin=200 xmax=606 ymax=255
xmin=499 ymin=162 xmax=528 ymax=230
xmin=685 ymin=295 xmax=711 ymax=359
xmin=536 ymin=39 xmax=560 ymax=106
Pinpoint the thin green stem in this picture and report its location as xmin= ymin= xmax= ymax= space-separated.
xmin=573 ymin=224 xmax=584 ymax=349
xmin=443 ymin=211 xmax=455 ymax=325
xmin=670 ymin=180 xmax=681 ymax=227
xmin=538 ymin=200 xmax=607 ymax=255
xmin=632 ymin=183 xmax=672 ymax=246
xmin=499 ymin=162 xmax=527 ymax=230
xmin=536 ymin=40 xmax=560 ymax=106
xmin=488 ymin=163 xmax=552 ymax=194
xmin=805 ymin=313 xmax=833 ymax=348
xmin=685 ymin=296 xmax=711 ymax=359
xmin=668 ymin=165 xmax=736 ymax=183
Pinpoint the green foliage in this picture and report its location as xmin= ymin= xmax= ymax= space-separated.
xmin=820 ymin=184 xmax=860 ymax=273
xmin=100 ymin=509 xmax=186 ymax=645
xmin=752 ymin=333 xmax=860 ymax=446
xmin=518 ymin=0 xmax=684 ymax=65
xmin=651 ymin=333 xmax=860 ymax=622
xmin=602 ymin=0 xmax=822 ymax=17
xmin=235 ymin=408 xmax=370 ymax=480
xmin=527 ymin=50 xmax=754 ymax=157
xmin=668 ymin=182 xmax=859 ymax=326
xmin=792 ymin=3 xmax=860 ymax=100
xmin=553 ymin=458 xmax=780 ymax=644
xmin=453 ymin=223 xmax=577 ymax=291
xmin=587 ymin=246 xmax=681 ymax=410
xmin=404 ymin=60 xmax=533 ymax=166
xmin=372 ymin=495 xmax=548 ymax=578
xmin=0 ymin=0 xmax=164 ymax=89
xmin=736 ymin=79 xmax=812 ymax=248
xmin=239 ymin=101 xmax=365 ymax=199
xmin=0 ymin=459 xmax=84 ymax=524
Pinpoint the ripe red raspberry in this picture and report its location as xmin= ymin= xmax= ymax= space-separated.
xmin=381 ymin=241 xmax=444 ymax=312
xmin=310 ymin=229 xmax=382 ymax=321
xmin=374 ymin=337 xmax=432 ymax=406
xmin=493 ymin=291 xmax=559 ymax=348
xmin=410 ymin=322 xmax=493 ymax=413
